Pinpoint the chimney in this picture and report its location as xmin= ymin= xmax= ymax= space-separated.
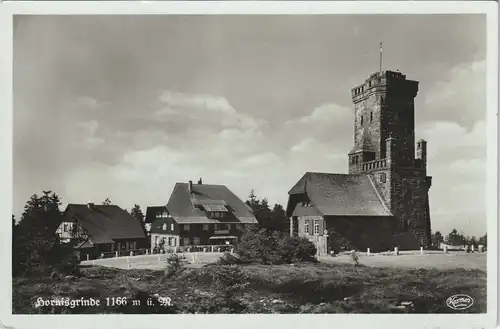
xmin=87 ymin=203 xmax=94 ymax=209
xmin=416 ymin=139 xmax=427 ymax=167
xmin=198 ymin=177 xmax=202 ymax=185
xmin=188 ymin=180 xmax=193 ymax=193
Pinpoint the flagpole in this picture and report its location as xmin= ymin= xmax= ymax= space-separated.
xmin=379 ymin=42 xmax=383 ymax=73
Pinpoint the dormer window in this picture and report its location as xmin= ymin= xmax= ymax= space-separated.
xmin=156 ymin=210 xmax=169 ymax=219
xmin=208 ymin=211 xmax=225 ymax=219
xmin=201 ymin=204 xmax=228 ymax=219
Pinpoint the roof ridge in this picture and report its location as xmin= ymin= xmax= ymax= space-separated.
xmin=366 ymin=174 xmax=392 ymax=215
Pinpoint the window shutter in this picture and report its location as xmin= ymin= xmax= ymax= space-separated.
xmin=308 ymin=218 xmax=313 ymax=234
xmin=319 ymin=217 xmax=324 ymax=235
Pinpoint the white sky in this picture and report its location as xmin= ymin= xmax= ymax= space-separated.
xmin=13 ymin=14 xmax=487 ymax=237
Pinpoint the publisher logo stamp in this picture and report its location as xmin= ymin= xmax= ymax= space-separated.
xmin=446 ymin=294 xmax=474 ymax=310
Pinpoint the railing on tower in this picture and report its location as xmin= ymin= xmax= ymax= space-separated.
xmin=362 ymin=159 xmax=387 ymax=171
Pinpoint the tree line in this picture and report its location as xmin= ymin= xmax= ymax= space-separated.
xmin=431 ymin=229 xmax=487 ymax=248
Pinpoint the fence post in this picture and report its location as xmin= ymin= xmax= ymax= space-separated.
xmin=115 ymin=251 xmax=118 ymax=258
xmin=130 ymin=251 xmax=134 ymax=257
xmin=146 ymin=249 xmax=149 ymax=255
xmin=394 ymin=247 xmax=399 ymax=256
xmin=100 ymin=253 xmax=104 ymax=259
xmin=157 ymin=254 xmax=160 ymax=262
xmin=444 ymin=246 xmax=448 ymax=253
xmin=420 ymin=247 xmax=424 ymax=255
xmin=211 ymin=245 xmax=214 ymax=252
xmin=367 ymin=248 xmax=370 ymax=256
xmin=471 ymin=245 xmax=475 ymax=252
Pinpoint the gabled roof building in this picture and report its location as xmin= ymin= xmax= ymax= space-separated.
xmin=56 ymin=203 xmax=146 ymax=260
xmin=148 ymin=179 xmax=257 ymax=252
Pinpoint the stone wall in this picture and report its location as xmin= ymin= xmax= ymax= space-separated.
xmin=390 ymin=168 xmax=432 ymax=248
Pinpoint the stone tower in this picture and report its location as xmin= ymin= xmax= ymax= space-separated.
xmin=347 ymin=70 xmax=432 ymax=248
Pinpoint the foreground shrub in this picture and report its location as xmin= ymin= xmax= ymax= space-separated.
xmin=165 ymin=253 xmax=184 ymax=278
xmin=278 ymin=236 xmax=317 ymax=263
xmin=210 ymin=265 xmax=250 ymax=298
xmin=181 ymin=264 xmax=251 ymax=313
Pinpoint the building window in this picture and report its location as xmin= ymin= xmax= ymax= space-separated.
xmin=236 ymin=224 xmax=243 ymax=230
xmin=313 ymin=219 xmax=320 ymax=235
xmin=170 ymin=223 xmax=174 ymax=231
xmin=63 ymin=224 xmax=68 ymax=233
xmin=193 ymin=237 xmax=200 ymax=245
xmin=184 ymin=237 xmax=191 ymax=246
xmin=380 ymin=173 xmax=386 ymax=183
xmin=183 ymin=224 xmax=190 ymax=231
xmin=226 ymin=224 xmax=231 ymax=230
xmin=203 ymin=224 xmax=209 ymax=231
xmin=162 ymin=223 xmax=167 ymax=231
xmin=304 ymin=221 xmax=309 ymax=235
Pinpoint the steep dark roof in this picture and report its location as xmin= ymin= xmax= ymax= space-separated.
xmin=62 ymin=204 xmax=146 ymax=244
xmin=145 ymin=206 xmax=167 ymax=224
xmin=166 ymin=183 xmax=257 ymax=224
xmin=288 ymin=172 xmax=392 ymax=217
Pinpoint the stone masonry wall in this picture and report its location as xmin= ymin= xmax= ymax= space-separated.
xmin=390 ymin=168 xmax=431 ymax=248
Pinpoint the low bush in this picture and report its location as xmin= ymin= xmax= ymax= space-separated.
xmin=235 ymin=225 xmax=317 ymax=265
xmin=165 ymin=253 xmax=183 ymax=278
xmin=235 ymin=225 xmax=283 ymax=264
xmin=277 ymin=236 xmax=317 ymax=263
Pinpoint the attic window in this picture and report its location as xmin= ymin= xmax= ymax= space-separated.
xmin=209 ymin=211 xmax=225 ymax=219
xmin=380 ymin=173 xmax=387 ymax=183
xmin=156 ymin=210 xmax=169 ymax=219
xmin=162 ymin=223 xmax=167 ymax=231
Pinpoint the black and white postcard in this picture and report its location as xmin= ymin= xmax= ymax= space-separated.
xmin=1 ymin=2 xmax=498 ymax=329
